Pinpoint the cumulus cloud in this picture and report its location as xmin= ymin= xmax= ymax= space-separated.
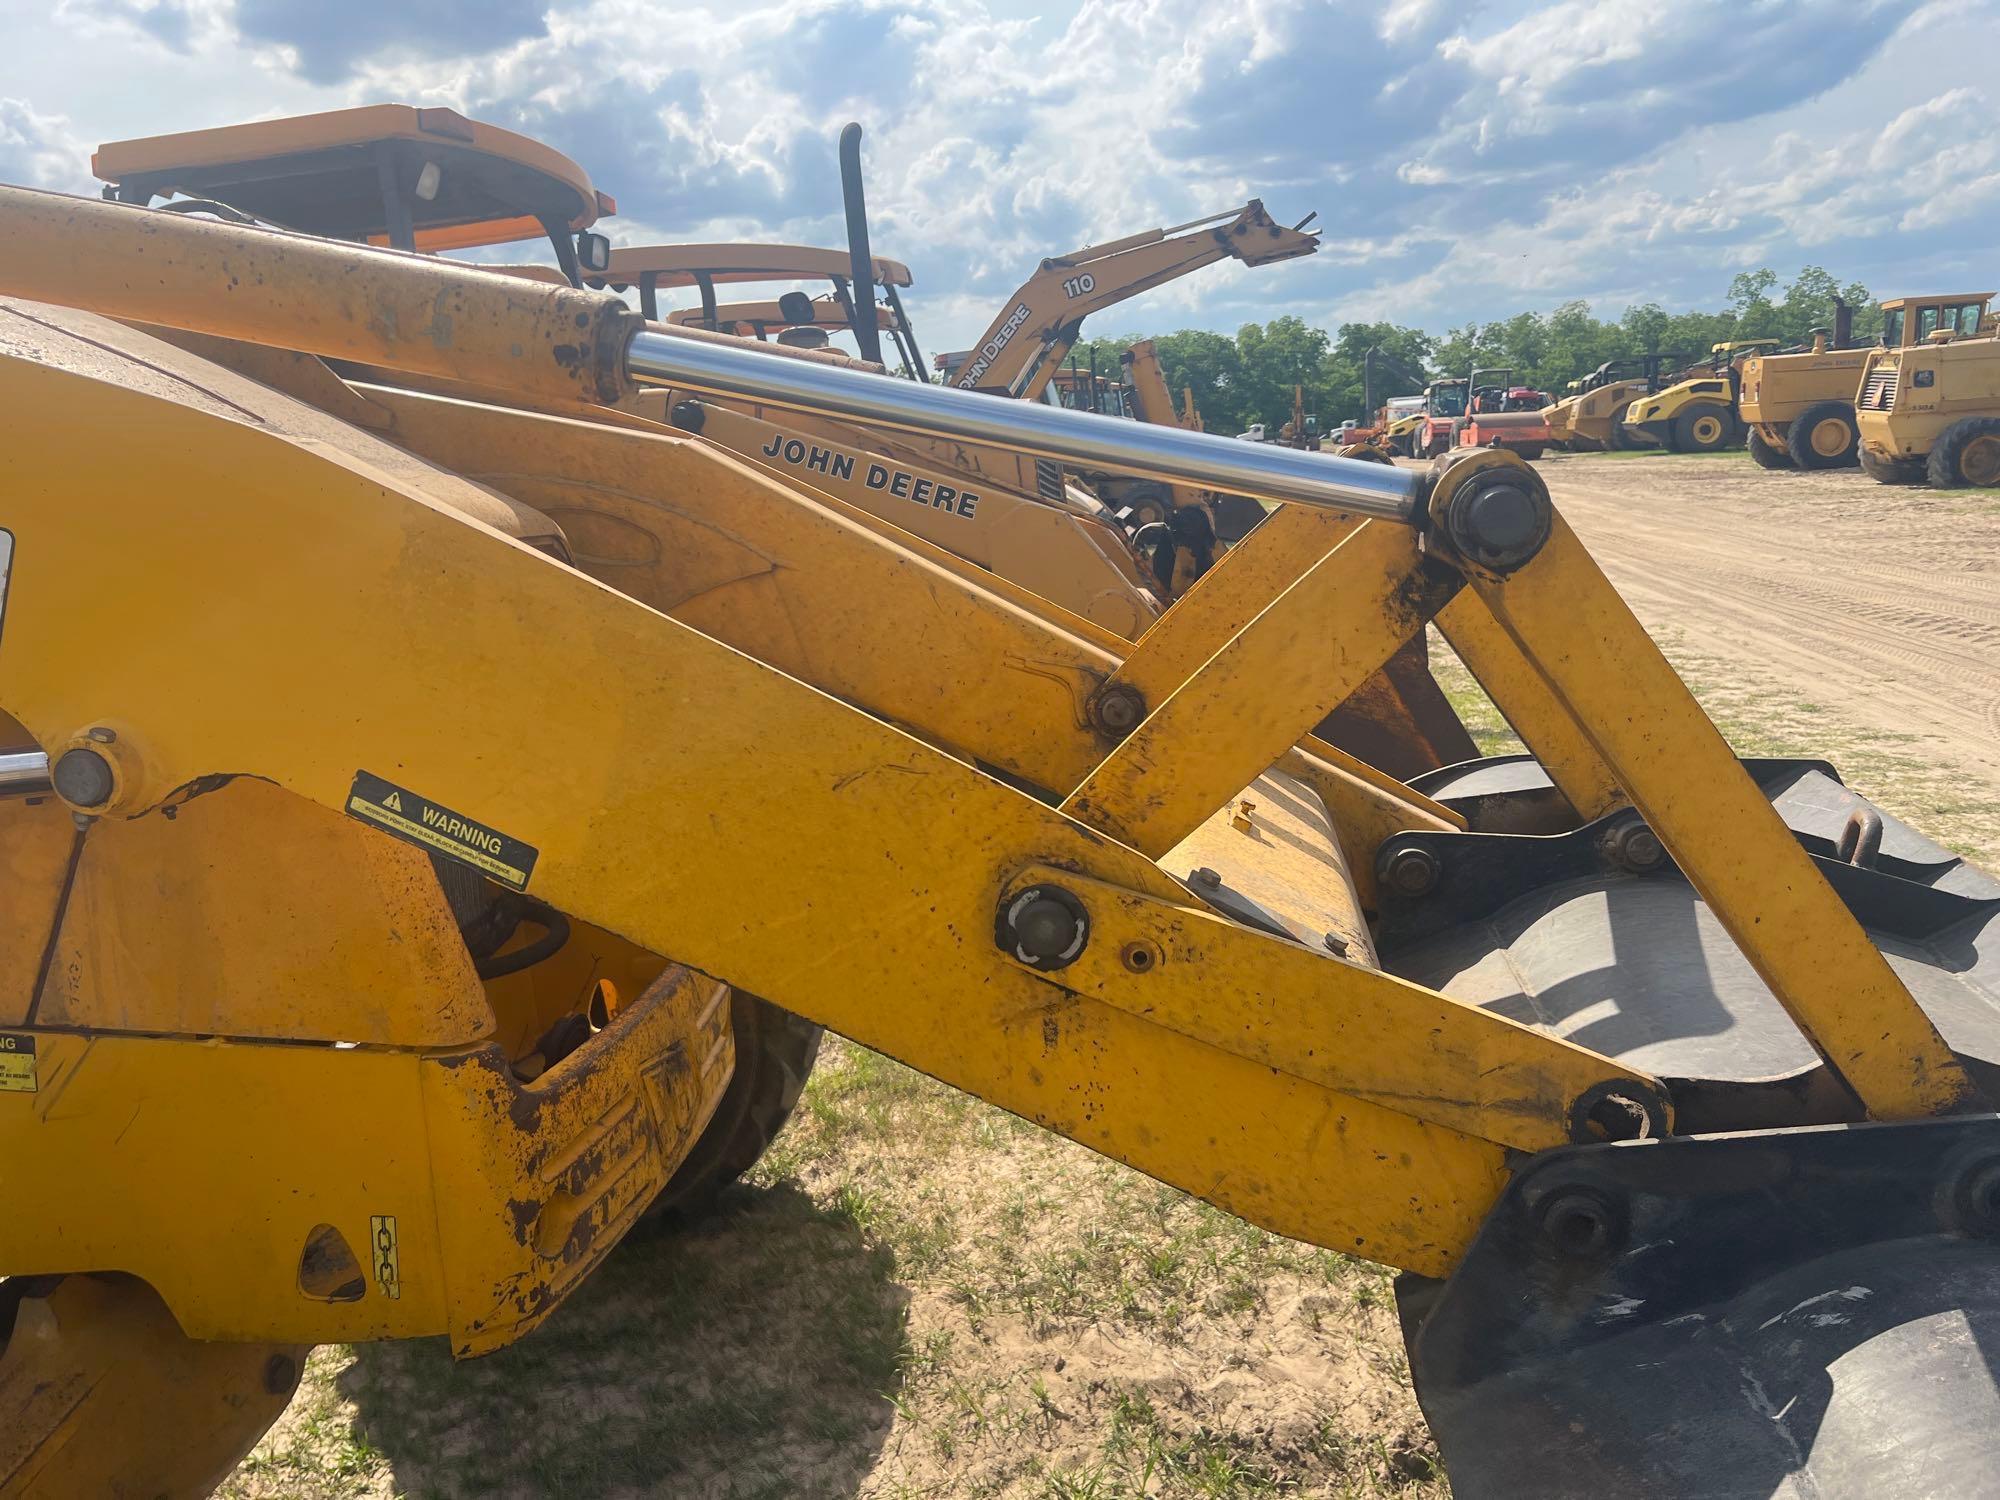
xmin=0 ymin=98 xmax=91 ymax=191
xmin=13 ymin=0 xmax=1995 ymax=348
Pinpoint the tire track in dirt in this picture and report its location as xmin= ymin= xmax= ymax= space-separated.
xmin=1537 ymin=453 xmax=2000 ymax=791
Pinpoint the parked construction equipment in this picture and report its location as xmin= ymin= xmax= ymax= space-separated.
xmin=92 ymin=104 xmax=617 ymax=277
xmin=942 ymin=203 xmax=1318 ymax=399
xmin=1850 ymin=293 xmax=2000 ymax=486
xmin=1454 ymin=370 xmax=1551 ymax=460
xmin=1737 ymin=300 xmax=1864 ymax=470
xmin=1622 ymin=339 xmax=1782 ymax=452
xmin=1541 ymin=354 xmax=1680 ymax=452
xmin=1413 ymin=375 xmax=1469 ymax=457
xmin=1416 ymin=368 xmax=1548 ymax=460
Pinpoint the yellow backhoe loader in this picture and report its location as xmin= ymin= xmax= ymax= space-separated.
xmin=1622 ymin=340 xmax=1783 ymax=452
xmin=12 ymin=178 xmax=2000 ymax=1500
xmin=939 ymin=202 xmax=1319 ymax=400
xmin=1851 ymin=294 xmax=2000 ymax=486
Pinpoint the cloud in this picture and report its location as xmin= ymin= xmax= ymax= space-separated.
xmin=12 ymin=0 xmax=1996 ymax=351
xmin=233 ymin=0 xmax=547 ymax=84
xmin=0 ymin=98 xmax=90 ymax=191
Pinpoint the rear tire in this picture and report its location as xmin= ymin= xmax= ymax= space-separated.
xmin=1673 ymin=404 xmax=1736 ymax=453
xmin=1926 ymin=417 xmax=2000 ymax=489
xmin=1515 ymin=445 xmax=1545 ymax=462
xmin=1746 ymin=427 xmax=1793 ymax=470
xmin=1858 ymin=448 xmax=1925 ymax=485
xmin=1787 ymin=402 xmax=1858 ymax=469
xmin=644 ymin=991 xmax=823 ymax=1222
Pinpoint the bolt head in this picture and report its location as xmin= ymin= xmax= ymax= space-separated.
xmin=1607 ymin=821 xmax=1665 ymax=873
xmin=998 ymin=885 xmax=1090 ymax=972
xmin=1444 ymin=470 xmax=1552 ymax=572
xmin=1090 ymin=684 xmax=1146 ymax=737
xmin=52 ymin=747 xmax=114 ymax=809
xmin=1535 ymin=1187 xmax=1623 ymax=1260
xmin=1380 ymin=843 xmax=1441 ymax=897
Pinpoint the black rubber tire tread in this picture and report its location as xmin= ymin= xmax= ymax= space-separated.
xmin=643 ymin=991 xmax=823 ymax=1223
xmin=1606 ymin=399 xmax=1652 ymax=450
xmin=1514 ymin=445 xmax=1545 ymax=462
xmin=1673 ymin=403 xmax=1737 ymax=453
xmin=1926 ymin=416 xmax=2000 ymax=489
xmin=1787 ymin=401 xmax=1858 ymax=469
xmin=1858 ymin=448 xmax=1925 ymax=485
xmin=1746 ymin=427 xmax=1793 ymax=470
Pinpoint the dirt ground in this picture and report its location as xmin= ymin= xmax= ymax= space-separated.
xmin=223 ymin=447 xmax=2000 ymax=1499
xmin=1543 ymin=449 xmax=2000 ymax=804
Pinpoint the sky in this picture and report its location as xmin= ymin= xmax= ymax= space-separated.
xmin=2 ymin=0 xmax=1995 ymax=357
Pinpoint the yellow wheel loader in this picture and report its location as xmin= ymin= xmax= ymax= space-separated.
xmin=1852 ymin=295 xmax=2000 ymax=486
xmin=1740 ymin=295 xmax=1995 ymax=472
xmin=1622 ymin=340 xmax=1783 ymax=452
xmin=1382 ymin=404 xmax=1428 ymax=457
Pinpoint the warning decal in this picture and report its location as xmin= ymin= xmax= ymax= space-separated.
xmin=346 ymin=770 xmax=538 ymax=891
xmin=0 ymin=1032 xmax=37 ymax=1094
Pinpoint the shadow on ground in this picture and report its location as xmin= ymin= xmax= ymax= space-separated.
xmin=341 ymin=1180 xmax=909 ymax=1500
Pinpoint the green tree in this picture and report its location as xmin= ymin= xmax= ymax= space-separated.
xmin=1056 ymin=261 xmax=1879 ymax=432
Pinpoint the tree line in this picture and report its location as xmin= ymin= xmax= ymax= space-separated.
xmin=1070 ymin=266 xmax=1878 ymax=436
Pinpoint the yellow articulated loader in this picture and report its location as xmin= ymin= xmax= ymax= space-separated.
xmin=1622 ymin=339 xmax=1784 ymax=452
xmin=13 ymin=120 xmax=2000 ymax=1500
xmin=1852 ymin=293 xmax=2000 ymax=486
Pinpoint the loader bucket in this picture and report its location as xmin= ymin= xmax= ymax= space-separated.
xmin=1383 ymin=754 xmax=2000 ymax=1496
xmin=1403 ymin=1118 xmax=2000 ymax=1498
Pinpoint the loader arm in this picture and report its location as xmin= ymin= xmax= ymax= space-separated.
xmin=6 ymin=189 xmax=2000 ymax=1500
xmin=953 ymin=200 xmax=1317 ymax=400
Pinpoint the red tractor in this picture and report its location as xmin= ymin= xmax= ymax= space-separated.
xmin=1414 ymin=376 xmax=1470 ymax=458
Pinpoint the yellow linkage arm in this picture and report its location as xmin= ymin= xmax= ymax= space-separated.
xmin=2 ymin=343 xmax=1663 ymax=1278
xmin=1430 ymin=464 xmax=1978 ymax=1119
xmin=1063 ymin=523 xmax=1460 ymax=855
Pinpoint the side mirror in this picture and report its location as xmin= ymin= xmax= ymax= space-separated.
xmin=575 ymin=231 xmax=612 ymax=275
xmin=777 ymin=289 xmax=817 ymax=326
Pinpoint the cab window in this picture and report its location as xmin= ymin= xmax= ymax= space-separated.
xmin=1883 ymin=308 xmax=1904 ymax=347
xmin=1917 ymin=306 xmax=1942 ymax=340
xmin=1948 ymin=303 xmax=1986 ymax=336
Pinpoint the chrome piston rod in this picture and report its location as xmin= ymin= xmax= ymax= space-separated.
xmin=0 ymin=751 xmax=50 ymax=797
xmin=624 ymin=328 xmax=1423 ymax=524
